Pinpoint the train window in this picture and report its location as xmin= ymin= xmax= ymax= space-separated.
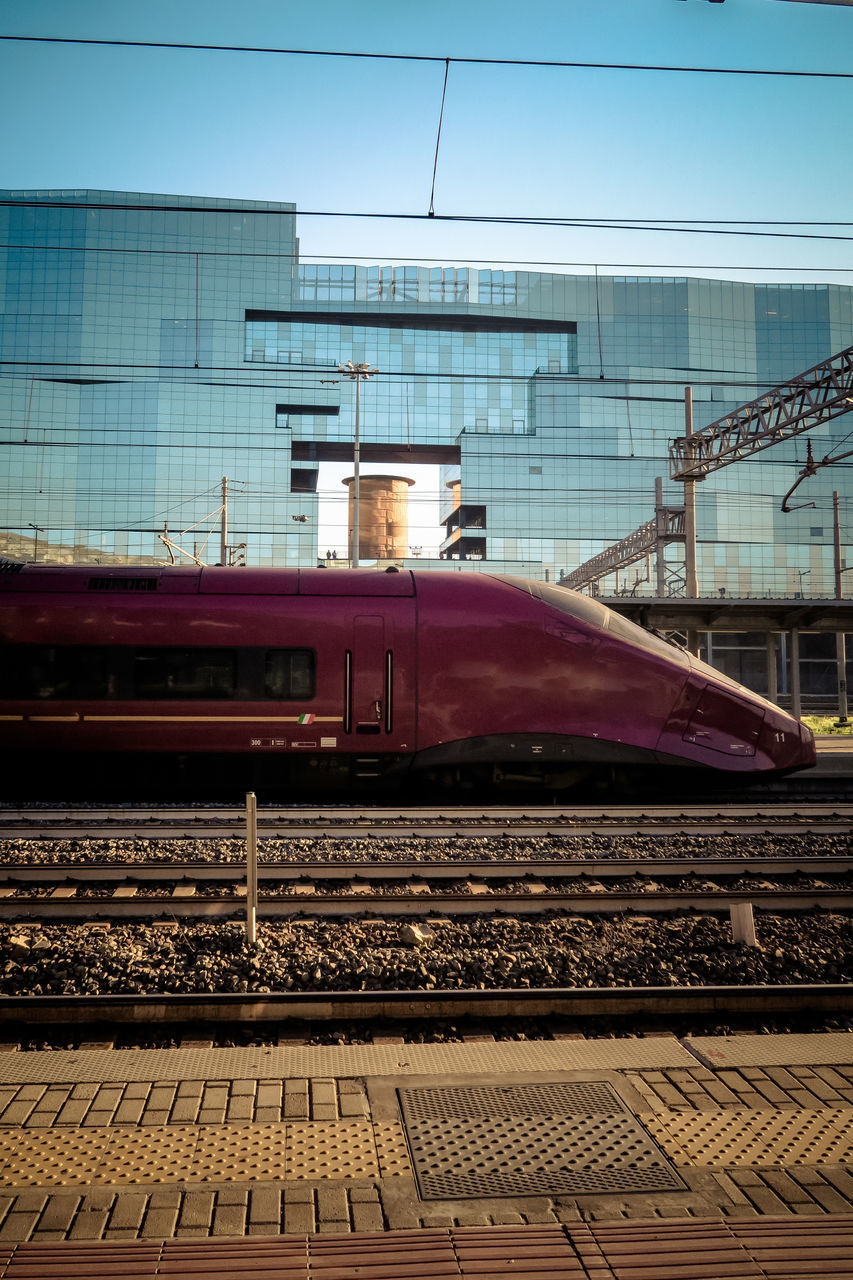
xmin=264 ymin=649 xmax=315 ymax=700
xmin=1 ymin=645 xmax=316 ymax=702
xmin=133 ymin=648 xmax=236 ymax=699
xmin=0 ymin=645 xmax=114 ymax=699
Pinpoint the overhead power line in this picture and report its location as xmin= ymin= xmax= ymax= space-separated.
xmin=2 ymin=360 xmax=839 ymax=392
xmin=1 ymin=34 xmax=851 ymax=80
xmin=3 ymin=199 xmax=853 ymax=242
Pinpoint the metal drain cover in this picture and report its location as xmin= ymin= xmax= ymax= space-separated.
xmin=397 ymin=1081 xmax=686 ymax=1199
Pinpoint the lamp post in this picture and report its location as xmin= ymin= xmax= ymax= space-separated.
xmin=338 ymin=361 xmax=378 ymax=568
xmin=27 ymin=524 xmax=44 ymax=563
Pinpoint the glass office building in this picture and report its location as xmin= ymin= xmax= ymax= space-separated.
xmin=1 ymin=188 xmax=851 ymax=598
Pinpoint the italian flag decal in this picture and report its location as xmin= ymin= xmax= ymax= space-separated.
xmin=297 ymin=713 xmax=315 ymax=725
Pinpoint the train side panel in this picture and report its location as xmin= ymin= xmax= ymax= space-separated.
xmin=0 ymin=567 xmax=417 ymax=764
xmin=0 ymin=564 xmax=815 ymax=785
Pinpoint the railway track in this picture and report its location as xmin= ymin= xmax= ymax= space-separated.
xmin=0 ymin=798 xmax=845 ymax=829
xmin=2 ymin=860 xmax=852 ymax=919
xmin=2 ymin=801 xmax=849 ymax=1042
xmin=1 ymin=802 xmax=852 ymax=838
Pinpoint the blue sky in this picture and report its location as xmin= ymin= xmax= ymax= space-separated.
xmin=2 ymin=0 xmax=852 ymax=554
xmin=2 ymin=0 xmax=852 ymax=281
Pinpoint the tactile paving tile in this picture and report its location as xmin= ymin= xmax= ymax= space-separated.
xmin=373 ymin=1121 xmax=412 ymax=1177
xmin=192 ymin=1123 xmax=288 ymax=1181
xmin=745 ymin=1108 xmax=853 ymax=1164
xmin=0 ymin=1128 xmax=110 ymax=1186
xmin=644 ymin=1106 xmax=853 ymax=1167
xmin=0 ymin=1120 xmax=411 ymax=1189
xmin=0 ymin=1131 xmax=22 ymax=1165
xmin=285 ymin=1120 xmax=379 ymax=1179
xmin=398 ymin=1081 xmax=685 ymax=1199
xmin=641 ymin=1110 xmax=763 ymax=1167
xmin=94 ymin=1126 xmax=200 ymax=1184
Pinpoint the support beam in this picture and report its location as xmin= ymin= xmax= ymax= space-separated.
xmin=670 ymin=343 xmax=853 ymax=482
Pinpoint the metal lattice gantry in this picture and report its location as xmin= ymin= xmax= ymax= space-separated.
xmin=669 ymin=343 xmax=853 ymax=482
xmin=560 ymin=506 xmax=685 ymax=592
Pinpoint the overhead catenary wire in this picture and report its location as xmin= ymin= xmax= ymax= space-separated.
xmin=5 ymin=358 xmax=851 ymax=392
xmin=4 ymin=431 xmax=850 ymax=468
xmin=3 ymin=198 xmax=853 ymax=243
xmin=2 ymin=33 xmax=852 ymax=80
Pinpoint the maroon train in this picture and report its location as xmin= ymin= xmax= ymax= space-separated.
xmin=0 ymin=563 xmax=814 ymax=795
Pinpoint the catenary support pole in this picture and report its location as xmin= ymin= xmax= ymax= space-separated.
xmin=683 ymin=388 xmax=699 ymax=655
xmin=246 ymin=791 xmax=257 ymax=945
xmin=789 ymin=628 xmax=802 ymax=721
xmin=655 ymin=477 xmax=667 ymax=596
xmin=766 ymin=634 xmax=778 ymax=705
xmin=834 ymin=491 xmax=848 ymax=723
xmin=220 ymin=476 xmax=228 ymax=566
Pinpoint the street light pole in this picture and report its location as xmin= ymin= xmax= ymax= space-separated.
xmin=338 ymin=362 xmax=378 ymax=568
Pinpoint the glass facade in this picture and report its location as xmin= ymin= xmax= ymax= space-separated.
xmin=1 ymin=188 xmax=851 ymax=597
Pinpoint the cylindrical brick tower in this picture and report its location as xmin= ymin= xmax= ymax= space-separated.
xmin=342 ymin=475 xmax=415 ymax=561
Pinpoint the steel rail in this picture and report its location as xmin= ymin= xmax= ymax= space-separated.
xmin=1 ymin=804 xmax=851 ymax=838
xmin=4 ymin=888 xmax=853 ymax=920
xmin=1 ymin=803 xmax=850 ymax=821
xmin=2 ymin=983 xmax=851 ymax=1031
xmin=3 ymin=857 xmax=853 ymax=882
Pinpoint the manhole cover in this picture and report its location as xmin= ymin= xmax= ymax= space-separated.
xmin=397 ymin=1080 xmax=686 ymax=1199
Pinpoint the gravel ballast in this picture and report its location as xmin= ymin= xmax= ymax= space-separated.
xmin=1 ymin=912 xmax=849 ymax=997
xmin=1 ymin=831 xmax=851 ymax=866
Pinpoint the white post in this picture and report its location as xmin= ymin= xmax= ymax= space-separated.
xmin=246 ymin=791 xmax=257 ymax=945
xmin=730 ymin=902 xmax=757 ymax=947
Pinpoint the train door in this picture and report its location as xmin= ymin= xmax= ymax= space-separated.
xmin=344 ymin=604 xmax=416 ymax=755
xmin=349 ymin=615 xmax=386 ymax=735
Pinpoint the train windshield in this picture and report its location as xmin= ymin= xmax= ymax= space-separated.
xmin=534 ymin=583 xmax=610 ymax=629
xmin=500 ymin=577 xmax=684 ymax=662
xmin=499 ymin=575 xmax=608 ymax=627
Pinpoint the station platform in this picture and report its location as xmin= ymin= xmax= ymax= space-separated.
xmin=801 ymin=734 xmax=852 ymax=778
xmin=0 ymin=1032 xmax=851 ymax=1275
xmin=815 ymin=735 xmax=853 ymax=756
